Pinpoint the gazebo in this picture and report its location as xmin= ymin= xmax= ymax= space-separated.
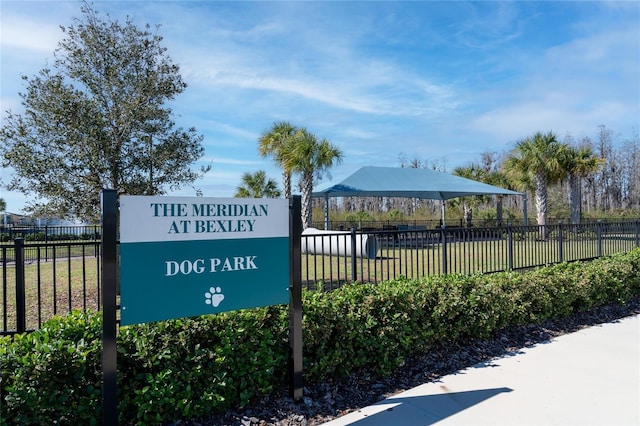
xmin=312 ymin=166 xmax=525 ymax=229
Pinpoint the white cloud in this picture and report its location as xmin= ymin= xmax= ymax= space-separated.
xmin=156 ymin=3 xmax=458 ymax=119
xmin=463 ymin=13 xmax=639 ymax=147
xmin=468 ymin=97 xmax=635 ymax=148
xmin=449 ymin=1 xmax=529 ymax=50
xmin=0 ymin=14 xmax=61 ymax=53
xmin=544 ymin=26 xmax=639 ymax=78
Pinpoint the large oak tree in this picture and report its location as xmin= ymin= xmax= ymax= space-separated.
xmin=0 ymin=4 xmax=209 ymax=220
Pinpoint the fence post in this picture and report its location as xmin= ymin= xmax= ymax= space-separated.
xmin=597 ymin=220 xmax=603 ymax=257
xmin=635 ymin=220 xmax=639 ymax=248
xmin=92 ymin=225 xmax=98 ymax=258
xmin=44 ymin=225 xmax=49 ymax=262
xmin=350 ymin=228 xmax=357 ymax=282
xmin=507 ymin=224 xmax=513 ymax=270
xmin=558 ymin=222 xmax=564 ymax=263
xmin=441 ymin=227 xmax=448 ymax=275
xmin=14 ymin=238 xmax=26 ymax=334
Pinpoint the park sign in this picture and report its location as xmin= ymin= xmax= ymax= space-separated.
xmin=119 ymin=196 xmax=290 ymax=326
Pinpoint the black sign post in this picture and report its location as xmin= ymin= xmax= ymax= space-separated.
xmin=289 ymin=196 xmax=303 ymax=400
xmin=101 ymin=189 xmax=118 ymax=425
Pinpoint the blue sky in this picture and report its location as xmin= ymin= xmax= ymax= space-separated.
xmin=1 ymin=1 xmax=639 ymax=214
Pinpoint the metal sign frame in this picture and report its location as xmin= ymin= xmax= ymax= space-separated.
xmin=100 ymin=190 xmax=303 ymax=425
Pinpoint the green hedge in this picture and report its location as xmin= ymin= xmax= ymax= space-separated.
xmin=2 ymin=249 xmax=639 ymax=424
xmin=22 ymin=232 xmax=99 ymax=242
xmin=0 ymin=232 xmax=100 ymax=243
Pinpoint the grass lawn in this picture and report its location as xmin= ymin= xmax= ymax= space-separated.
xmin=1 ymin=257 xmax=101 ymax=332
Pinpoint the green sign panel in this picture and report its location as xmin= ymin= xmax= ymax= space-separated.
xmin=119 ymin=196 xmax=290 ymax=325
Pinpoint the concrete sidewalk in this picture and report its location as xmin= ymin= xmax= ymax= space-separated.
xmin=323 ymin=314 xmax=640 ymax=426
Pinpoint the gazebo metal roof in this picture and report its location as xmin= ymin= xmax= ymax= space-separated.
xmin=312 ymin=166 xmax=526 ymax=229
xmin=313 ymin=166 xmax=522 ymax=200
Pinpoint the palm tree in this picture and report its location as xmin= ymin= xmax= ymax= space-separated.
xmin=258 ymin=121 xmax=298 ymax=198
xmin=503 ymin=131 xmax=567 ymax=237
xmin=561 ymin=145 xmax=604 ymax=224
xmin=234 ymin=170 xmax=281 ymax=198
xmin=282 ymin=128 xmax=343 ymax=228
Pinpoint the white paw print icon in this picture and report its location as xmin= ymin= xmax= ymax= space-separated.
xmin=205 ymin=286 xmax=224 ymax=307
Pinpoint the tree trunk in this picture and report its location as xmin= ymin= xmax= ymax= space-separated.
xmin=300 ymin=171 xmax=314 ymax=229
xmin=534 ymin=172 xmax=548 ymax=239
xmin=463 ymin=204 xmax=473 ymax=227
xmin=283 ymin=171 xmax=291 ymax=199
xmin=569 ymin=173 xmax=581 ymax=224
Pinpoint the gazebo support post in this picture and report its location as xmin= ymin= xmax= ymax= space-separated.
xmin=324 ymin=194 xmax=330 ymax=230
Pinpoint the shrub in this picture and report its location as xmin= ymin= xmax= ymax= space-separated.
xmin=115 ymin=305 xmax=289 ymax=423
xmin=0 ymin=311 xmax=103 ymax=425
xmin=23 ymin=231 xmax=46 ymax=242
xmin=303 ymin=278 xmax=440 ymax=378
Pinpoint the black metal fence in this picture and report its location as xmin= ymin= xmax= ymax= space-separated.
xmin=1 ymin=239 xmax=101 ymax=335
xmin=2 ymin=221 xmax=639 ymax=335
xmin=301 ymin=221 xmax=640 ymax=290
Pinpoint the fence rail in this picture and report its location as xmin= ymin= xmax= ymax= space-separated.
xmin=2 ymin=221 xmax=639 ymax=335
xmin=311 ymin=216 xmax=640 ymax=231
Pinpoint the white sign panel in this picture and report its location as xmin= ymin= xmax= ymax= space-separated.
xmin=120 ymin=196 xmax=289 ymax=242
